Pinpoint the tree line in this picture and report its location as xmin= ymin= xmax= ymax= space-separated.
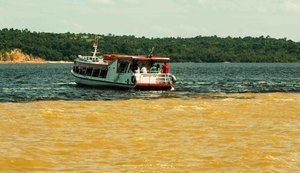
xmin=1 ymin=28 xmax=300 ymax=62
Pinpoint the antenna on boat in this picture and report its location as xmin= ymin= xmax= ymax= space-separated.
xmin=92 ymin=38 xmax=99 ymax=58
xmin=148 ymin=47 xmax=155 ymax=58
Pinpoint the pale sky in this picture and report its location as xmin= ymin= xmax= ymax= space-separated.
xmin=1 ymin=0 xmax=300 ymax=41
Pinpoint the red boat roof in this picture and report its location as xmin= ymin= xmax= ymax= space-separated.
xmin=103 ymin=54 xmax=170 ymax=62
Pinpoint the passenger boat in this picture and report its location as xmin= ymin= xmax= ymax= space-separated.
xmin=71 ymin=43 xmax=176 ymax=90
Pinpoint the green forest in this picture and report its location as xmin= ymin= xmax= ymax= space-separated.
xmin=1 ymin=28 xmax=300 ymax=62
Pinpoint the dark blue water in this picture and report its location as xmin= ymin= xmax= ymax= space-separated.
xmin=0 ymin=63 xmax=299 ymax=102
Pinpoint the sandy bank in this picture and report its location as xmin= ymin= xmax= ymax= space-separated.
xmin=0 ymin=49 xmax=73 ymax=64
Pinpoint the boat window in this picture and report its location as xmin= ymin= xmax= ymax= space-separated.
xmin=117 ymin=62 xmax=129 ymax=73
xmin=99 ymin=70 xmax=107 ymax=78
xmin=79 ymin=67 xmax=86 ymax=75
xmin=74 ymin=66 xmax=79 ymax=73
xmin=86 ymin=67 xmax=93 ymax=76
xmin=92 ymin=69 xmax=100 ymax=77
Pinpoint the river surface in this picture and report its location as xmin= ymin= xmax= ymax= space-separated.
xmin=0 ymin=63 xmax=299 ymax=102
xmin=0 ymin=63 xmax=299 ymax=172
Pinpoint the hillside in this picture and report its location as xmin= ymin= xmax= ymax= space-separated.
xmin=1 ymin=28 xmax=300 ymax=62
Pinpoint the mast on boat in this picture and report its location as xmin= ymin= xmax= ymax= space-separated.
xmin=92 ymin=39 xmax=99 ymax=58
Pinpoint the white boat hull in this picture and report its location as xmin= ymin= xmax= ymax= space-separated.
xmin=71 ymin=70 xmax=134 ymax=89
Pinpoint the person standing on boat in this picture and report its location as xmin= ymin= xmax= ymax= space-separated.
xmin=141 ymin=64 xmax=147 ymax=73
xmin=150 ymin=63 xmax=157 ymax=73
xmin=162 ymin=62 xmax=169 ymax=73
xmin=156 ymin=64 xmax=161 ymax=73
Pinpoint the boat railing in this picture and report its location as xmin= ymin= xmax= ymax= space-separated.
xmin=135 ymin=73 xmax=171 ymax=84
xmin=77 ymin=55 xmax=105 ymax=63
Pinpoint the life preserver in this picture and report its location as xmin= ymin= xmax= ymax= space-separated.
xmin=131 ymin=75 xmax=136 ymax=84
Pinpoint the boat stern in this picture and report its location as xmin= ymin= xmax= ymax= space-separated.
xmin=133 ymin=73 xmax=175 ymax=90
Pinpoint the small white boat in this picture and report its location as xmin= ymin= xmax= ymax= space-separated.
xmin=71 ymin=43 xmax=176 ymax=90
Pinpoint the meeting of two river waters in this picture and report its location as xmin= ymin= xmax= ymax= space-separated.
xmin=0 ymin=63 xmax=299 ymax=172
